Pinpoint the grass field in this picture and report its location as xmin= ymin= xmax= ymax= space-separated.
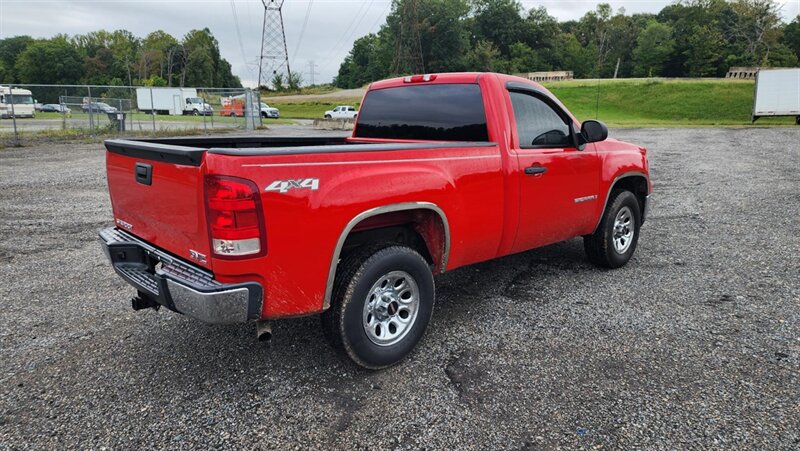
xmin=265 ymin=78 xmax=797 ymax=127
xmin=545 ymin=79 xmax=794 ymax=127
xmin=263 ymin=101 xmax=362 ymax=120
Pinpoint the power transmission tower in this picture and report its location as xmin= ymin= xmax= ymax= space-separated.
xmin=306 ymin=60 xmax=318 ymax=86
xmin=391 ymin=0 xmax=425 ymax=75
xmin=258 ymin=0 xmax=292 ymax=88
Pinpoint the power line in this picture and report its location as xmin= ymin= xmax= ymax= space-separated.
xmin=291 ymin=0 xmax=314 ymax=66
xmin=230 ymin=0 xmax=255 ymax=78
xmin=318 ymin=0 xmax=375 ymax=70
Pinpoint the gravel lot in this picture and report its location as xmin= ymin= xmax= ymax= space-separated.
xmin=1 ymin=127 xmax=798 ymax=449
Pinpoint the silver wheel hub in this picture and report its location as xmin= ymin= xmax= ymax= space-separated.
xmin=363 ymin=270 xmax=420 ymax=346
xmin=612 ymin=206 xmax=634 ymax=254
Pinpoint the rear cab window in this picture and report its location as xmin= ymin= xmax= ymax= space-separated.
xmin=354 ymin=84 xmax=489 ymax=142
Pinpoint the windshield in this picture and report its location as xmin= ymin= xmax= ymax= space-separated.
xmin=260 ymin=103 xmax=269 ymax=108
xmin=187 ymin=97 xmax=203 ymax=103
xmin=6 ymin=95 xmax=34 ymax=105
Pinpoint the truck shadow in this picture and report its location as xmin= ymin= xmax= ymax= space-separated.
xmin=434 ymin=238 xmax=590 ymax=310
xmin=115 ymin=238 xmax=593 ymax=388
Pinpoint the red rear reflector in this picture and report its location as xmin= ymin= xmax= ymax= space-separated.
xmin=205 ymin=176 xmax=266 ymax=258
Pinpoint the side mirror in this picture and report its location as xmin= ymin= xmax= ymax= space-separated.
xmin=581 ymin=120 xmax=608 ymax=143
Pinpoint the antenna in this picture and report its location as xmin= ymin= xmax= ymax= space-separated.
xmin=258 ymin=0 xmax=292 ymax=88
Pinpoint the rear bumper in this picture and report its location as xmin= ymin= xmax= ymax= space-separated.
xmin=99 ymin=227 xmax=263 ymax=324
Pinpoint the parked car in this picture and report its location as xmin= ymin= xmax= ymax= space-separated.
xmin=260 ymin=103 xmax=280 ymax=119
xmin=34 ymin=102 xmax=44 ymax=112
xmin=82 ymin=102 xmax=117 ymax=114
xmin=40 ymin=104 xmax=72 ymax=113
xmin=324 ymin=105 xmax=358 ymax=119
xmin=99 ymin=72 xmax=651 ymax=369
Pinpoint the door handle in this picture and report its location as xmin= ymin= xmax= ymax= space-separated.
xmin=524 ymin=165 xmax=547 ymax=175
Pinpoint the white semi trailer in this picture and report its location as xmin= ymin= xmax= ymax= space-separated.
xmin=752 ymin=68 xmax=800 ymax=124
xmin=136 ymin=87 xmax=212 ymax=116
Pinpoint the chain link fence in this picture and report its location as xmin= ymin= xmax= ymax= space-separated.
xmin=0 ymin=84 xmax=265 ymax=146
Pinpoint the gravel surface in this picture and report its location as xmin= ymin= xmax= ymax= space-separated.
xmin=1 ymin=127 xmax=798 ymax=449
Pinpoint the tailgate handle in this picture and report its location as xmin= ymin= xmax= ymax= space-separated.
xmin=135 ymin=163 xmax=152 ymax=186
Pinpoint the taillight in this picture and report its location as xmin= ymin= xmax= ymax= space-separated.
xmin=205 ymin=175 xmax=266 ymax=258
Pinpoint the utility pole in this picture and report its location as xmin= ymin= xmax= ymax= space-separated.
xmin=390 ymin=0 xmax=425 ymax=75
xmin=258 ymin=0 xmax=292 ymax=89
xmin=306 ymin=60 xmax=318 ymax=86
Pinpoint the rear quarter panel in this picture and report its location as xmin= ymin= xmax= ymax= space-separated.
xmin=205 ymin=144 xmax=505 ymax=318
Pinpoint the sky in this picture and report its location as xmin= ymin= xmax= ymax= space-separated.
xmin=1 ymin=0 xmax=799 ymax=87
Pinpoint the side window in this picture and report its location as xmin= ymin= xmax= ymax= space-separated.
xmin=509 ymin=91 xmax=571 ymax=148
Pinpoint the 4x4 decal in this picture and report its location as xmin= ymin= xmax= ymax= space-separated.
xmin=265 ymin=178 xmax=319 ymax=193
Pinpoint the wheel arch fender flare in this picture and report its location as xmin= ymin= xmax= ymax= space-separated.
xmin=323 ymin=202 xmax=450 ymax=310
xmin=594 ymin=171 xmax=650 ymax=231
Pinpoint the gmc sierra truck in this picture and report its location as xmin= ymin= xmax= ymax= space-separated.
xmin=100 ymin=72 xmax=651 ymax=369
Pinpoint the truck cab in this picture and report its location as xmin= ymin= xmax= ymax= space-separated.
xmin=0 ymin=86 xmax=36 ymax=119
xmin=184 ymin=97 xmax=212 ymax=116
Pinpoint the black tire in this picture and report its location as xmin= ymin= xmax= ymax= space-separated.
xmin=324 ymin=114 xmax=332 ymax=119
xmin=193 ymin=109 xmax=200 ymax=116
xmin=584 ymin=190 xmax=641 ymax=269
xmin=321 ymin=245 xmax=435 ymax=369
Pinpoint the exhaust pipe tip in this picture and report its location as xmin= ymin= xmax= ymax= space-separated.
xmin=256 ymin=321 xmax=272 ymax=342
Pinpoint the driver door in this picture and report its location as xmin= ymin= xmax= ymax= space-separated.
xmin=508 ymin=89 xmax=601 ymax=253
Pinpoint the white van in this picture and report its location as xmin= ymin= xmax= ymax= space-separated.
xmin=0 ymin=86 xmax=36 ymax=119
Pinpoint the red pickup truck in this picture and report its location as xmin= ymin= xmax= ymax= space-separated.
xmin=100 ymin=72 xmax=651 ymax=368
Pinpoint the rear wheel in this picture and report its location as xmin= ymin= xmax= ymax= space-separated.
xmin=584 ymin=190 xmax=641 ymax=268
xmin=322 ymin=245 xmax=434 ymax=369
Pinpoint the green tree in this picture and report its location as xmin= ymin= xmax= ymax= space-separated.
xmin=287 ymin=71 xmax=303 ymax=90
xmin=727 ymin=0 xmax=783 ymax=66
xmin=522 ymin=7 xmax=561 ymax=69
xmin=335 ymin=34 xmax=382 ymax=88
xmin=383 ymin=0 xmax=471 ymax=75
xmin=465 ymin=40 xmax=500 ymax=71
xmin=633 ymin=21 xmax=675 ymax=77
xmin=684 ymin=25 xmax=724 ymax=76
xmin=782 ymin=15 xmax=800 ymax=60
xmin=181 ymin=28 xmax=241 ymax=88
xmin=140 ymin=30 xmax=178 ymax=80
xmin=15 ymin=36 xmax=84 ymax=84
xmin=507 ymin=42 xmax=542 ymax=73
xmin=557 ymin=33 xmax=598 ymax=78
xmin=471 ymin=0 xmax=526 ymax=56
xmin=0 ymin=36 xmax=34 ymax=83
xmin=271 ymin=73 xmax=285 ymax=91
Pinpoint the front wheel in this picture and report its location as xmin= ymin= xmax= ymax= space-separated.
xmin=584 ymin=190 xmax=641 ymax=268
xmin=322 ymin=245 xmax=434 ymax=369
xmin=324 ymin=114 xmax=332 ymax=119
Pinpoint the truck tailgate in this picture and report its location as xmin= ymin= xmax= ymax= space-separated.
xmin=105 ymin=140 xmax=212 ymax=270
